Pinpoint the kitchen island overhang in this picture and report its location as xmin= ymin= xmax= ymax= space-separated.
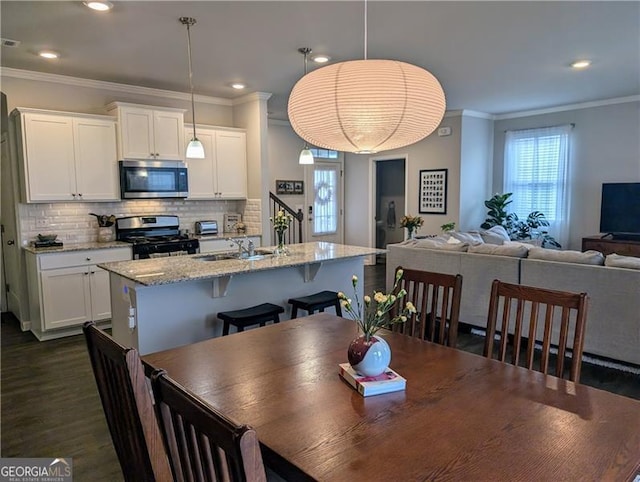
xmin=100 ymin=242 xmax=382 ymax=354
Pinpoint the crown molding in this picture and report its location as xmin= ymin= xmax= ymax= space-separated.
xmin=495 ymin=95 xmax=640 ymax=120
xmin=232 ymin=92 xmax=273 ymax=106
xmin=444 ymin=109 xmax=494 ymax=120
xmin=1 ymin=67 xmax=233 ymax=106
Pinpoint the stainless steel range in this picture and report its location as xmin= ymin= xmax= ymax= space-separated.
xmin=116 ymin=215 xmax=200 ymax=259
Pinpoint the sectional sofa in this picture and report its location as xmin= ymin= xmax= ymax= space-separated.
xmin=386 ymin=239 xmax=640 ymax=366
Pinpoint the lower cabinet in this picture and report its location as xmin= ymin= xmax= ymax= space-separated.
xmin=199 ymin=236 xmax=261 ymax=254
xmin=26 ymin=247 xmax=131 ymax=339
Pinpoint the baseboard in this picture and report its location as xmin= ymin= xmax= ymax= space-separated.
xmin=466 ymin=326 xmax=640 ymax=375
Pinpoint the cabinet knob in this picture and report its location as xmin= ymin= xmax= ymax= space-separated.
xmin=72 ymin=193 xmax=76 ymax=198
xmin=7 ymin=240 xmax=15 ymax=245
xmin=150 ymin=153 xmax=155 ymax=157
xmin=86 ymin=257 xmax=91 ymax=261
xmin=90 ymin=271 xmax=95 ymax=274
xmin=156 ymin=153 xmax=160 ymax=157
xmin=78 ymin=193 xmax=83 ymax=198
xmin=84 ymin=272 xmax=89 ymax=276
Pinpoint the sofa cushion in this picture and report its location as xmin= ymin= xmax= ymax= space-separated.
xmin=450 ymin=231 xmax=484 ymax=245
xmin=527 ymin=247 xmax=605 ymax=265
xmin=468 ymin=243 xmax=529 ymax=258
xmin=480 ymin=225 xmax=511 ymax=245
xmin=605 ymin=253 xmax=640 ymax=270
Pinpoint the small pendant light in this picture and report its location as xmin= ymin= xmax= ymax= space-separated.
xmin=180 ymin=16 xmax=205 ymax=159
xmin=297 ymin=48 xmax=314 ymax=165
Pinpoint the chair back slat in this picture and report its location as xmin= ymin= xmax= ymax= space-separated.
xmin=483 ymin=280 xmax=589 ymax=382
xmin=151 ymin=369 xmax=267 ymax=482
xmin=82 ymin=321 xmax=172 ymax=482
xmin=391 ymin=266 xmax=463 ymax=348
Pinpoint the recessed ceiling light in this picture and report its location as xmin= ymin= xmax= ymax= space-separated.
xmin=38 ymin=50 xmax=59 ymax=59
xmin=231 ymin=83 xmax=246 ymax=90
xmin=312 ymin=54 xmax=331 ymax=64
xmin=571 ymin=60 xmax=591 ymax=69
xmin=83 ymin=1 xmax=113 ymax=11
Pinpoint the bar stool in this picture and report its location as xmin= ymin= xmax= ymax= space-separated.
xmin=217 ymin=303 xmax=285 ymax=336
xmin=288 ymin=291 xmax=342 ymax=319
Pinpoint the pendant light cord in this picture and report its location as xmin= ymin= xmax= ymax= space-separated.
xmin=364 ymin=0 xmax=367 ymax=60
xmin=183 ymin=17 xmax=198 ymax=140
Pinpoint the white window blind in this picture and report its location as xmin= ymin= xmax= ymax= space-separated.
xmin=504 ymin=125 xmax=572 ymax=247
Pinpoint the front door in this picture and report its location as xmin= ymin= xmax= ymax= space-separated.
xmin=305 ymin=160 xmax=344 ymax=244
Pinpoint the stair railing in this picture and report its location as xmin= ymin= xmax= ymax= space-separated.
xmin=269 ymin=192 xmax=304 ymax=244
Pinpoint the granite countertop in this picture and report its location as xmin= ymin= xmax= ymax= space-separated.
xmin=99 ymin=242 xmax=383 ymax=286
xmin=23 ymin=241 xmax=132 ymax=254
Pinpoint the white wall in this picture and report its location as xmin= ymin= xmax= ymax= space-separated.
xmin=232 ymin=93 xmax=271 ymax=239
xmin=493 ymin=100 xmax=640 ymax=250
xmin=460 ymin=114 xmax=494 ymax=231
xmin=268 ymin=121 xmax=307 ymax=213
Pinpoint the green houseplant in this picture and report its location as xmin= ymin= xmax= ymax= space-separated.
xmin=480 ymin=193 xmax=561 ymax=248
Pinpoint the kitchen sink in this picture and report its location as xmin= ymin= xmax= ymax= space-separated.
xmin=195 ymin=249 xmax=274 ymax=262
xmin=195 ymin=252 xmax=239 ymax=261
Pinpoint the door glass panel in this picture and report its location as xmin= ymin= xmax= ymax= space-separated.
xmin=313 ymin=167 xmax=338 ymax=235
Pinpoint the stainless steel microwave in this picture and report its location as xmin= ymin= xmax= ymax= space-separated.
xmin=119 ymin=160 xmax=188 ymax=199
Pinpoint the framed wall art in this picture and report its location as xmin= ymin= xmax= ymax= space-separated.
xmin=276 ymin=180 xmax=304 ymax=195
xmin=419 ymin=169 xmax=448 ymax=214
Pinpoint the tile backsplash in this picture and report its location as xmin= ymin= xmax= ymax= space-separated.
xmin=20 ymin=198 xmax=262 ymax=245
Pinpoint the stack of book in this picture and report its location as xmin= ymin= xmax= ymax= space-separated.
xmin=338 ymin=363 xmax=406 ymax=397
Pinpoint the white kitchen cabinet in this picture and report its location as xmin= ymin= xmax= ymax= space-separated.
xmin=25 ymin=246 xmax=132 ymax=340
xmin=108 ymin=102 xmax=185 ymax=161
xmin=13 ymin=108 xmax=119 ymax=203
xmin=199 ymin=236 xmax=261 ymax=254
xmin=186 ymin=126 xmax=247 ymax=199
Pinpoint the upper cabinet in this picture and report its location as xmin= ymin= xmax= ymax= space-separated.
xmin=107 ymin=102 xmax=185 ymax=161
xmin=186 ymin=125 xmax=247 ymax=200
xmin=13 ymin=108 xmax=119 ymax=203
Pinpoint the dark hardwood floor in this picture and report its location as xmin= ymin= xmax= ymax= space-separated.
xmin=1 ymin=261 xmax=638 ymax=481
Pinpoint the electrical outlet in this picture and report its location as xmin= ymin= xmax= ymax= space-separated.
xmin=35 ymin=219 xmax=48 ymax=228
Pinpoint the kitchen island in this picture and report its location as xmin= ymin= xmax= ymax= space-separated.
xmin=100 ymin=242 xmax=381 ymax=354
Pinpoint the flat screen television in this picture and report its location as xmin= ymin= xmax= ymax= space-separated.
xmin=599 ymin=182 xmax=640 ymax=240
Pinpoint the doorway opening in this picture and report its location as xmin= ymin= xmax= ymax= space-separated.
xmin=374 ymin=158 xmax=406 ymax=263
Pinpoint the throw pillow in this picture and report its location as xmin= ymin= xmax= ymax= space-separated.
xmin=527 ymin=247 xmax=605 ymax=266
xmin=468 ymin=243 xmax=529 ymax=258
xmin=450 ymin=231 xmax=484 ymax=246
xmin=480 ymin=225 xmax=511 ymax=245
xmin=605 ymin=253 xmax=640 ymax=270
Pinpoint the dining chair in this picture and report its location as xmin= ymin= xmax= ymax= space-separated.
xmin=82 ymin=321 xmax=173 ymax=482
xmin=149 ymin=368 xmax=267 ymax=482
xmin=483 ymin=280 xmax=588 ymax=382
xmin=390 ymin=266 xmax=463 ymax=347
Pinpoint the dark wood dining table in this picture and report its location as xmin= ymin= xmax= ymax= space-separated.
xmin=143 ymin=313 xmax=640 ymax=481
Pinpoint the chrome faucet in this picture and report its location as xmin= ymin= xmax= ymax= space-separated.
xmin=228 ymin=237 xmax=255 ymax=258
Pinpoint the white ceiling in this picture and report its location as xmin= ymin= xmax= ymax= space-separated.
xmin=2 ymin=1 xmax=639 ymax=121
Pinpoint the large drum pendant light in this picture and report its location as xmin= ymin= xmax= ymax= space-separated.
xmin=180 ymin=16 xmax=205 ymax=159
xmin=287 ymin=2 xmax=446 ymax=154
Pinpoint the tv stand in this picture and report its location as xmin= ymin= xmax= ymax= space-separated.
xmin=582 ymin=235 xmax=640 ymax=257
xmin=610 ymin=233 xmax=640 ymax=242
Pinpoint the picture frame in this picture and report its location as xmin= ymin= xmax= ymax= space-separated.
xmin=276 ymin=180 xmax=304 ymax=195
xmin=419 ymin=169 xmax=448 ymax=214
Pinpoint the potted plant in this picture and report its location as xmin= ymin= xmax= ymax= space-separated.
xmin=480 ymin=193 xmax=560 ymax=248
